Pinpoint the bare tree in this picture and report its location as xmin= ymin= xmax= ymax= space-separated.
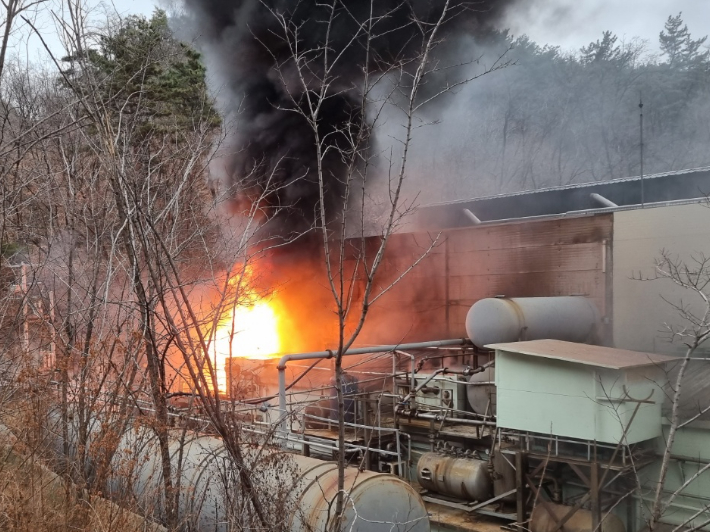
xmin=0 ymin=0 xmax=49 ymax=86
xmin=20 ymin=2 xmax=314 ymax=529
xmin=260 ymin=0 xmax=511 ymax=526
xmin=633 ymin=251 xmax=710 ymax=532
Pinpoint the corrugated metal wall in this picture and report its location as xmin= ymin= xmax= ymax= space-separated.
xmin=357 ymin=213 xmax=612 ymax=344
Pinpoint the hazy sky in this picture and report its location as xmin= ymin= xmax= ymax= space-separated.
xmin=8 ymin=0 xmax=710 ymax=64
xmin=503 ymin=0 xmax=710 ymax=53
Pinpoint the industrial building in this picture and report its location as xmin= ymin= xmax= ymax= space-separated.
xmin=32 ymin=167 xmax=710 ymax=532
xmin=263 ymin=166 xmax=710 ymax=532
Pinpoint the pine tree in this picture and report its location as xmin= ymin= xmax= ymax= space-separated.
xmin=580 ymin=31 xmax=635 ymax=67
xmin=659 ymin=12 xmax=709 ymax=68
xmin=63 ymin=10 xmax=220 ymax=140
xmin=581 ymin=31 xmax=621 ymax=63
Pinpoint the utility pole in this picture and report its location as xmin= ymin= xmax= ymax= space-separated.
xmin=639 ymin=94 xmax=644 ymax=207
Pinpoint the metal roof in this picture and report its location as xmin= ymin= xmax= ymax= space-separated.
xmin=426 ymin=166 xmax=710 ymax=207
xmin=486 ymin=339 xmax=678 ymax=370
xmin=412 ymin=166 xmax=710 ymax=229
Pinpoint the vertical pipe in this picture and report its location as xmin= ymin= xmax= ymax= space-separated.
xmin=639 ymin=95 xmax=644 ymax=207
xmin=395 ymin=429 xmax=402 ymax=478
xmin=394 ymin=350 xmax=416 ymax=400
xmin=278 ymin=368 xmax=288 ymax=437
xmin=392 ymin=354 xmax=396 ymax=405
xmin=445 ymin=237 xmax=450 ymax=337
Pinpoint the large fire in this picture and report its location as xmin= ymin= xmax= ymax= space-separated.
xmin=209 ymin=268 xmax=283 ymax=394
xmin=196 ymin=254 xmax=337 ymax=395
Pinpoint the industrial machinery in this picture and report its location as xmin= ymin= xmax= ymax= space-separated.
xmin=252 ymin=296 xmax=669 ymax=532
xmin=417 ymin=452 xmax=492 ymax=501
xmin=38 ymin=297 xmax=685 ymax=532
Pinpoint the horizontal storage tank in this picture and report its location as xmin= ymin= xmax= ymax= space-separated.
xmin=42 ymin=411 xmax=429 ymax=532
xmin=466 ymin=297 xmax=601 ymax=349
xmin=104 ymin=427 xmax=429 ymax=532
xmin=417 ymin=453 xmax=491 ymax=501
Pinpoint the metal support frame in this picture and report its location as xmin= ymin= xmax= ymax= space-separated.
xmin=276 ymin=339 xmax=470 ymax=438
xmin=516 ymin=451 xmax=528 ymax=524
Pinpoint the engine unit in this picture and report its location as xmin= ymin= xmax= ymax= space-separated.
xmin=399 ymin=373 xmax=469 ymax=414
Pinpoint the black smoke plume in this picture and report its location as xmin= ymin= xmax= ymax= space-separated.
xmin=184 ymin=0 xmax=513 ymax=239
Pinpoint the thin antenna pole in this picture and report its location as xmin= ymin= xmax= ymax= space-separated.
xmin=639 ymin=94 xmax=644 ymax=207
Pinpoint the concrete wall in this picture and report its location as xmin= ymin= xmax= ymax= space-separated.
xmin=612 ymin=203 xmax=710 ymax=356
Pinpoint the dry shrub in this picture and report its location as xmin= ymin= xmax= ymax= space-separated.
xmin=0 ymin=427 xmax=164 ymax=532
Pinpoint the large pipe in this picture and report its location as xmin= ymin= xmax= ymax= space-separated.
xmin=409 ymin=411 xmax=496 ymax=427
xmin=277 ymin=339 xmax=469 ymax=434
xmin=465 ymin=297 xmax=600 ymax=349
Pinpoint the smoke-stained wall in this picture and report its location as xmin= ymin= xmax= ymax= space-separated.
xmin=350 ymin=213 xmax=612 ymax=345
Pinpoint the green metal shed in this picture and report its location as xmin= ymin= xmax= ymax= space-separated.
xmin=487 ymin=340 xmax=677 ymax=444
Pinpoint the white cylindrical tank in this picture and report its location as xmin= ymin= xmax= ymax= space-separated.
xmin=106 ymin=427 xmax=430 ymax=532
xmin=465 ymin=297 xmax=601 ymax=349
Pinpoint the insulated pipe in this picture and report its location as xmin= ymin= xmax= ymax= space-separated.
xmin=410 ymin=411 xmax=497 ymax=427
xmin=590 ymin=193 xmax=618 ymax=208
xmin=277 ymin=339 xmax=470 ymax=435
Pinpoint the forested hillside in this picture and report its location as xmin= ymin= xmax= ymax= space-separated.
xmin=404 ymin=13 xmax=710 ymax=201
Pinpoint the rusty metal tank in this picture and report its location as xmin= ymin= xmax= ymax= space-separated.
xmin=491 ymin=443 xmax=516 ymax=502
xmin=291 ymin=458 xmax=428 ymax=531
xmin=465 ymin=297 xmax=601 ymax=349
xmin=416 ymin=452 xmax=491 ymax=501
xmin=530 ymin=503 xmax=625 ymax=532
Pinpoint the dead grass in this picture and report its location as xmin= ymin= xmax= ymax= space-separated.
xmin=0 ymin=413 xmax=164 ymax=532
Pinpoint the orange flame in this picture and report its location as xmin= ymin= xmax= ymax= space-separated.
xmin=209 ymin=267 xmax=282 ymax=394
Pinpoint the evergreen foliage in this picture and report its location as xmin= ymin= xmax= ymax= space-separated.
xmin=63 ymin=10 xmax=220 ymax=139
xmin=659 ymin=12 xmax=709 ymax=68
